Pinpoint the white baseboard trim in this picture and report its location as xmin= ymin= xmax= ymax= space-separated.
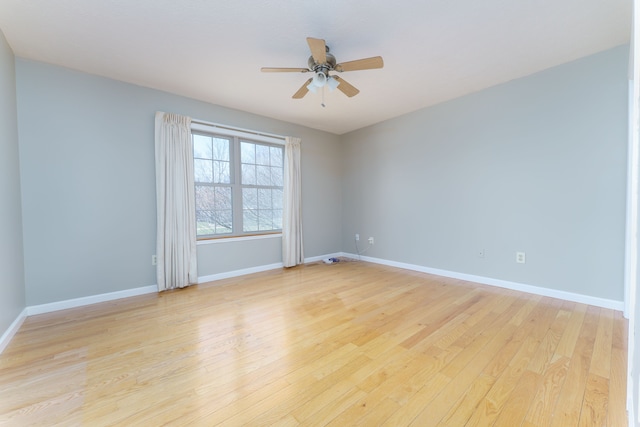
xmin=304 ymin=253 xmax=344 ymax=263
xmin=26 ymin=285 xmax=158 ymax=316
xmin=198 ymin=262 xmax=284 ymax=284
xmin=197 ymin=253 xmax=345 ymax=284
xmin=0 ymin=308 xmax=28 ymax=354
xmin=343 ymin=253 xmax=624 ymax=312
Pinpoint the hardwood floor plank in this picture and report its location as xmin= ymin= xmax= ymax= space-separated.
xmin=549 ymin=305 xmax=599 ymax=427
xmin=381 ymin=373 xmax=452 ymax=426
xmin=492 ymin=369 xmax=541 ymax=427
xmin=437 ymin=296 xmax=526 ymax=378
xmin=609 ymin=347 xmax=628 ymax=427
xmin=409 ymin=322 xmax=521 ymax=425
xmin=456 ymin=299 xmax=560 ymax=426
xmin=579 ymin=373 xmax=609 ymax=427
xmin=527 ymin=308 xmax=571 ymax=375
xmin=436 ymin=373 xmax=496 ymax=426
xmin=303 ymin=386 xmax=367 ymax=427
xmin=555 ymin=303 xmax=588 ymax=358
xmin=590 ymin=308 xmax=614 ymax=380
xmin=523 ymin=354 xmax=571 ymax=426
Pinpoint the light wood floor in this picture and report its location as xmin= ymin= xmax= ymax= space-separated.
xmin=0 ymin=260 xmax=628 ymax=426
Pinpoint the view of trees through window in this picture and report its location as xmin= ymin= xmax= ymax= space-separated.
xmin=193 ymin=132 xmax=283 ymax=238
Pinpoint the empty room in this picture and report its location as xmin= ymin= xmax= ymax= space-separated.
xmin=1 ymin=1 xmax=639 ymax=426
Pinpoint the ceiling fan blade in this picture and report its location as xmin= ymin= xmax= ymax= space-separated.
xmin=334 ymin=56 xmax=384 ymax=72
xmin=333 ymin=76 xmax=360 ymax=97
xmin=306 ymin=37 xmax=327 ymax=64
xmin=292 ymin=78 xmax=313 ymax=99
xmin=261 ymin=67 xmax=310 ymax=73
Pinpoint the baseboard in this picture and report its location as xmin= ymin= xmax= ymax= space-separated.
xmin=26 ymin=285 xmax=158 ymax=316
xmin=304 ymin=253 xmax=344 ymax=263
xmin=198 ymin=262 xmax=284 ymax=284
xmin=197 ymin=253 xmax=344 ymax=284
xmin=0 ymin=308 xmax=28 ymax=354
xmin=343 ymin=252 xmax=625 ymax=312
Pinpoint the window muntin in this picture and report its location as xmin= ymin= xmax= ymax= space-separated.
xmin=193 ymin=132 xmax=284 ymax=239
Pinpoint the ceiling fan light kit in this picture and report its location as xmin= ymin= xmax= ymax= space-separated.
xmin=307 ymin=73 xmax=339 ymax=93
xmin=313 ymin=72 xmax=327 ymax=86
xmin=326 ymin=76 xmax=340 ymax=90
xmin=261 ymin=37 xmax=383 ymax=100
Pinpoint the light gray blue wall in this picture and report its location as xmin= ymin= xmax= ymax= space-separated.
xmin=15 ymin=60 xmax=342 ymax=305
xmin=341 ymin=45 xmax=628 ymax=301
xmin=0 ymin=29 xmax=26 ymax=331
xmin=11 ymin=45 xmax=629 ymax=307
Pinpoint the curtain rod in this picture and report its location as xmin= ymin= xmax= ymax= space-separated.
xmin=191 ymin=119 xmax=286 ymax=141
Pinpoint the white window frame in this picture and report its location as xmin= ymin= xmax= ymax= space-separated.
xmin=191 ymin=122 xmax=285 ymax=241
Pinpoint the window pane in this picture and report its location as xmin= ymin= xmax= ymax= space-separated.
xmin=196 ymin=210 xmax=216 ymax=235
xmin=195 ymin=184 xmax=233 ymax=236
xmin=193 ymin=135 xmax=212 ymax=159
xmin=241 ymin=142 xmax=255 ymax=164
xmin=273 ymin=189 xmax=283 ymax=209
xmin=271 ymin=166 xmax=283 ymax=186
xmin=270 ymin=146 xmax=283 ymax=167
xmin=194 ymin=159 xmax=212 ymax=183
xmin=243 ymin=209 xmax=258 ymax=232
xmin=256 ymin=165 xmax=271 ymax=186
xmin=212 ymin=138 xmax=230 ymax=161
xmin=213 ymin=160 xmax=230 ymax=184
xmin=242 ymin=188 xmax=257 ymax=209
xmin=242 ymin=164 xmax=256 ymax=185
xmin=256 ymin=144 xmax=270 ymax=165
xmin=195 ymin=186 xmax=215 ymax=210
xmin=196 ymin=210 xmax=209 ymax=223
xmin=216 ymin=210 xmax=233 ymax=234
xmin=273 ymin=209 xmax=282 ymax=229
xmin=214 ymin=187 xmax=232 ymax=210
xmin=258 ymin=210 xmax=274 ymax=231
xmin=258 ymin=188 xmax=272 ymax=210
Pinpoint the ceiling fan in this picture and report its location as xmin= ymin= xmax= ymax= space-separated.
xmin=261 ymin=37 xmax=384 ymax=99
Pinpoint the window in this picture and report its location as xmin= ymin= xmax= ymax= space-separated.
xmin=192 ymin=125 xmax=284 ymax=239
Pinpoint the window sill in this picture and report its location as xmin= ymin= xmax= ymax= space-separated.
xmin=196 ymin=233 xmax=282 ymax=245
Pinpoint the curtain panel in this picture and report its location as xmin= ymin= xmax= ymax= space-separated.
xmin=155 ymin=112 xmax=198 ymax=291
xmin=282 ymin=137 xmax=304 ymax=267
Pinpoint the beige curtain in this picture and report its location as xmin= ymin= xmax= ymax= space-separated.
xmin=155 ymin=112 xmax=198 ymax=291
xmin=282 ymin=137 xmax=304 ymax=267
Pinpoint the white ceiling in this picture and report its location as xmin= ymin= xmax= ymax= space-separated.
xmin=0 ymin=0 xmax=632 ymax=135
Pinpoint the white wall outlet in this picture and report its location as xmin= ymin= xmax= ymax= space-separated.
xmin=152 ymin=255 xmax=157 ymax=266
xmin=355 ymin=233 xmax=360 ymax=241
xmin=516 ymin=252 xmax=526 ymax=264
xmin=368 ymin=237 xmax=374 ymax=245
xmin=478 ymin=249 xmax=485 ymax=258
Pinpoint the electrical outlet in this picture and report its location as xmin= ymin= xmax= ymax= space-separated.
xmin=355 ymin=234 xmax=359 ymax=241
xmin=368 ymin=237 xmax=374 ymax=245
xmin=516 ymin=252 xmax=526 ymax=264
xmin=152 ymin=255 xmax=157 ymax=266
xmin=478 ymin=249 xmax=485 ymax=258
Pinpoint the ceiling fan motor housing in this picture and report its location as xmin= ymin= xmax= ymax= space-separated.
xmin=308 ymin=50 xmax=336 ymax=74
